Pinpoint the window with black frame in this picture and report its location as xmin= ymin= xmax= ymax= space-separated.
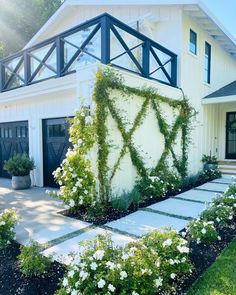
xmin=189 ymin=29 xmax=197 ymax=55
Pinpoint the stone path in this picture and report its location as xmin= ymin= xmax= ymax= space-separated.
xmin=0 ymin=177 xmax=234 ymax=264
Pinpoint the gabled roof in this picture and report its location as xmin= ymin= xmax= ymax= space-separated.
xmin=24 ymin=0 xmax=236 ymax=59
xmin=204 ymin=81 xmax=236 ymax=99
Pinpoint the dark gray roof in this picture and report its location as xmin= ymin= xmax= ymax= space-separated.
xmin=204 ymin=80 xmax=236 ymax=98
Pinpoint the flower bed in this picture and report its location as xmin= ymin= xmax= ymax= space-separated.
xmin=56 ymin=184 xmax=236 ymax=295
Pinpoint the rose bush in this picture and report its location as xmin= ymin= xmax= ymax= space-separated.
xmin=57 ymin=229 xmax=192 ymax=295
xmin=49 ymin=107 xmax=97 ymax=212
xmin=0 ymin=209 xmax=19 ymax=249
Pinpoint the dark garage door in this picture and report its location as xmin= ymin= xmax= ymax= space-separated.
xmin=0 ymin=121 xmax=29 ymax=178
xmin=43 ymin=118 xmax=71 ymax=187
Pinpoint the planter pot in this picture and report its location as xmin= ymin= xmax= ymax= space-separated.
xmin=11 ymin=175 xmax=31 ymax=190
xmin=203 ymin=163 xmax=218 ymax=171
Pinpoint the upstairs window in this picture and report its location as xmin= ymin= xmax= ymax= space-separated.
xmin=204 ymin=42 xmax=211 ymax=84
xmin=189 ymin=29 xmax=197 ymax=54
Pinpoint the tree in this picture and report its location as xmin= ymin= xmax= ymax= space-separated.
xmin=0 ymin=0 xmax=63 ymax=59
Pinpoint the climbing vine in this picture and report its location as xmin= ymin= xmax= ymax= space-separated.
xmin=93 ymin=67 xmax=195 ymax=202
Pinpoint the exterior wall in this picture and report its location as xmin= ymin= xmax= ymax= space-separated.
xmin=0 ymin=74 xmax=78 ymax=187
xmin=180 ymin=13 xmax=236 ymax=172
xmin=78 ymin=64 xmax=184 ymax=194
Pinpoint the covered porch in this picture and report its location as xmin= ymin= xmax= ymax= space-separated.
xmin=203 ymin=81 xmax=236 ymax=175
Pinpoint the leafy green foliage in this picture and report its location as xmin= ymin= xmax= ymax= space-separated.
xmin=3 ymin=153 xmax=35 ymax=176
xmin=0 ymin=209 xmax=19 ymax=249
xmin=18 ymin=242 xmax=51 ymax=277
xmin=186 ymin=219 xmax=219 ymax=244
xmin=201 ymin=154 xmax=218 ymax=165
xmin=57 ymin=230 xmax=192 ymax=295
xmin=111 ymin=188 xmax=141 ymax=211
xmin=93 ymin=68 xmax=194 ymax=203
xmin=50 ymin=108 xmax=96 ymax=211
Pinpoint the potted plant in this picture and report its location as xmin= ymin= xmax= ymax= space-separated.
xmin=3 ymin=153 xmax=35 ymax=190
xmin=201 ymin=154 xmax=218 ymax=171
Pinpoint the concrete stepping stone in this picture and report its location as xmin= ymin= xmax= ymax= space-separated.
xmin=24 ymin=216 xmax=91 ymax=245
xmin=173 ymin=189 xmax=219 ymax=203
xmin=147 ymin=198 xmax=206 ymax=219
xmin=42 ymin=227 xmax=135 ymax=264
xmin=211 ymin=177 xmax=235 ymax=185
xmin=195 ymin=182 xmax=229 ymax=193
xmin=105 ymin=211 xmax=188 ymax=238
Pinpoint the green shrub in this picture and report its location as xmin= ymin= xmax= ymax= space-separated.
xmin=201 ymin=154 xmax=218 ymax=165
xmin=0 ymin=209 xmax=19 ymax=249
xmin=141 ymin=229 xmax=192 ymax=291
xmin=186 ymin=219 xmax=219 ymax=244
xmin=18 ymin=242 xmax=51 ymax=277
xmin=212 ymin=193 xmax=236 ymax=214
xmin=136 ymin=175 xmax=167 ymax=200
xmin=57 ymin=230 xmax=192 ymax=295
xmin=111 ymin=188 xmax=141 ymax=211
xmin=3 ymin=153 xmax=35 ymax=176
xmin=201 ymin=203 xmax=234 ymax=227
xmin=49 ymin=108 xmax=96 ymax=212
xmin=198 ymin=169 xmax=221 ymax=183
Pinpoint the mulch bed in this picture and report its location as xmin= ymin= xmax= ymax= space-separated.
xmin=60 ymin=177 xmax=219 ymax=226
xmin=0 ymin=242 xmax=66 ymax=295
xmin=0 ymin=223 xmax=235 ymax=294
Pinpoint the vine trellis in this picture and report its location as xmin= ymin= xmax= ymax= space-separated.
xmin=93 ymin=67 xmax=195 ymax=203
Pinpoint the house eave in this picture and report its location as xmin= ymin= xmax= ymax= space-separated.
xmin=202 ymin=95 xmax=236 ymax=105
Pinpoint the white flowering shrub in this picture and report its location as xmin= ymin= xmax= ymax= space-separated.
xmin=57 ymin=230 xmax=192 ymax=295
xmin=51 ymin=108 xmax=96 ymax=211
xmin=186 ymin=219 xmax=219 ymax=244
xmin=0 ymin=209 xmax=19 ymax=249
xmin=141 ymin=229 xmax=192 ymax=292
xmin=136 ymin=175 xmax=168 ymax=200
xmin=201 ymin=203 xmax=234 ymax=227
xmin=213 ymin=190 xmax=236 ymax=215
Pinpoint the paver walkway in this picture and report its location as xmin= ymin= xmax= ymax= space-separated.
xmin=0 ymin=177 xmax=234 ymax=264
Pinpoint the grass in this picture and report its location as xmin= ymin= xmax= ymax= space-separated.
xmin=187 ymin=237 xmax=236 ymax=295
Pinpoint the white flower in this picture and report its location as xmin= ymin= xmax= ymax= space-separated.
xmin=90 ymin=262 xmax=98 ymax=270
xmin=132 ymin=292 xmax=139 ymax=295
xmin=85 ymin=116 xmax=93 ymax=124
xmin=68 ymin=270 xmax=75 ymax=278
xmin=79 ymin=270 xmax=89 ymax=281
xmin=62 ymin=277 xmax=68 ymax=287
xmin=121 ymin=253 xmax=129 ymax=260
xmin=79 ymin=199 xmax=84 ymax=205
xmin=120 ymin=270 xmax=128 ymax=280
xmin=93 ymin=250 xmax=105 ymax=260
xmin=71 ymin=290 xmax=78 ymax=295
xmin=106 ymin=261 xmax=116 ymax=270
xmin=0 ymin=221 xmax=5 ymax=226
xmin=177 ymin=245 xmax=189 ymax=253
xmin=108 ymin=284 xmax=116 ymax=292
xmin=155 ymin=259 xmax=161 ymax=268
xmin=169 ymin=259 xmax=175 ymax=265
xmin=69 ymin=199 xmax=75 ymax=207
xmin=163 ymin=238 xmax=172 ymax=247
xmin=170 ymin=273 xmax=176 ymax=279
xmin=155 ymin=277 xmax=163 ymax=288
xmin=201 ymin=228 xmax=206 ymax=235
xmin=97 ymin=279 xmax=106 ymax=288
xmin=218 ymin=236 xmax=221 ymax=240
xmin=77 ymin=139 xmax=83 ymax=146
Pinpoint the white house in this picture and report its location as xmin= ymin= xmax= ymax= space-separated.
xmin=0 ymin=0 xmax=236 ymax=191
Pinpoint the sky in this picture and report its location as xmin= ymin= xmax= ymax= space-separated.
xmin=202 ymin=0 xmax=236 ymax=37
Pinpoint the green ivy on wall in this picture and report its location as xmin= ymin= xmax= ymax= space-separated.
xmin=93 ymin=67 xmax=195 ymax=203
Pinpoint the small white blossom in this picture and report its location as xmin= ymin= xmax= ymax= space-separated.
xmin=120 ymin=270 xmax=128 ymax=280
xmin=90 ymin=262 xmax=98 ymax=270
xmin=108 ymin=284 xmax=116 ymax=292
xmin=93 ymin=250 xmax=105 ymax=260
xmin=170 ymin=273 xmax=176 ymax=279
xmin=163 ymin=238 xmax=172 ymax=247
xmin=97 ymin=279 xmax=106 ymax=288
xmin=155 ymin=277 xmax=163 ymax=288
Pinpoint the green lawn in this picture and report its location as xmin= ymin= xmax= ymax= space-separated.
xmin=187 ymin=238 xmax=236 ymax=295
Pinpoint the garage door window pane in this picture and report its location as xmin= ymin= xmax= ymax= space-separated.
xmin=0 ymin=128 xmax=4 ymax=138
xmin=4 ymin=128 xmax=9 ymax=138
xmin=21 ymin=126 xmax=28 ymax=138
xmin=48 ymin=124 xmax=66 ymax=137
xmin=9 ymin=128 xmax=12 ymax=138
